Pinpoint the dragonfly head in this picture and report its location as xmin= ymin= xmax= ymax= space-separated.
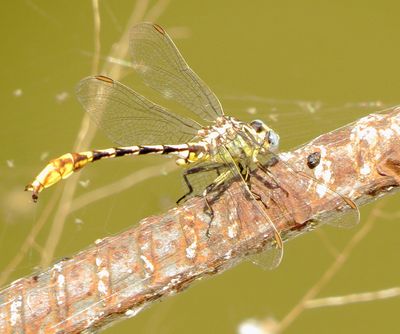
xmin=250 ymin=119 xmax=280 ymax=152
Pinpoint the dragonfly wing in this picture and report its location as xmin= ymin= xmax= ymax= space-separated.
xmin=295 ymin=170 xmax=360 ymax=229
xmin=76 ymin=75 xmax=201 ymax=146
xmin=130 ymin=23 xmax=224 ymax=122
xmin=258 ymin=152 xmax=360 ymax=230
xmin=211 ymin=145 xmax=284 ymax=270
xmin=247 ymin=246 xmax=284 ymax=271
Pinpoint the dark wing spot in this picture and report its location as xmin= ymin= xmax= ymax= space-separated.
xmin=95 ymin=75 xmax=114 ymax=84
xmin=153 ymin=24 xmax=165 ymax=35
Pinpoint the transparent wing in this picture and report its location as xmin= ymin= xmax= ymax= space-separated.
xmin=206 ymin=145 xmax=284 ymax=270
xmin=181 ymin=146 xmax=359 ymax=271
xmin=257 ymin=152 xmax=360 ymax=229
xmin=244 ymin=151 xmax=359 ymax=270
xmin=76 ymin=75 xmax=201 ymax=146
xmin=129 ymin=23 xmax=224 ymax=122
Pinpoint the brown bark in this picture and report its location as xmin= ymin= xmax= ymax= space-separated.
xmin=1 ymin=106 xmax=400 ymax=333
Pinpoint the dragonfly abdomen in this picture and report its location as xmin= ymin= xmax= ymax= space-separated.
xmin=25 ymin=144 xmax=205 ymax=201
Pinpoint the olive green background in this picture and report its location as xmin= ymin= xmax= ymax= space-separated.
xmin=1 ymin=1 xmax=399 ymax=333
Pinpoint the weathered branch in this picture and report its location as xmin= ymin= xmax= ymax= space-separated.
xmin=1 ymin=106 xmax=399 ymax=333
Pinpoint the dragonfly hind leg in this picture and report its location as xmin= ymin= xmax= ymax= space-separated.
xmin=177 ymin=162 xmax=231 ymax=238
xmin=202 ymin=169 xmax=235 ymax=237
xmin=176 ymin=163 xmax=224 ymax=204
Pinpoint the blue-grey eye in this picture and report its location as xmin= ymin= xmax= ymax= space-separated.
xmin=250 ymin=120 xmax=264 ymax=133
xmin=268 ymin=130 xmax=280 ymax=147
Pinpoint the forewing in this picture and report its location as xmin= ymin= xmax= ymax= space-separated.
xmin=130 ymin=23 xmax=224 ymax=122
xmin=76 ymin=76 xmax=200 ymax=146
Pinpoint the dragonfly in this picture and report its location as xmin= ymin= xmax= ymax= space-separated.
xmin=25 ymin=23 xmax=359 ymax=269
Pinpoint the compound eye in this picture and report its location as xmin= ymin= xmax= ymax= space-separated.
xmin=250 ymin=120 xmax=264 ymax=133
xmin=267 ymin=130 xmax=280 ymax=147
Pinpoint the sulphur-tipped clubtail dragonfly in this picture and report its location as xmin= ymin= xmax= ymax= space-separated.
xmin=25 ymin=23 xmax=359 ymax=269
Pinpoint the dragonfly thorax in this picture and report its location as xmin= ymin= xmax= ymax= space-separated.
xmin=180 ymin=116 xmax=280 ymax=166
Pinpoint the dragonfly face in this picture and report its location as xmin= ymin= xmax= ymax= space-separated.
xmin=249 ymin=119 xmax=280 ymax=152
xmin=26 ymin=22 xmax=359 ymax=270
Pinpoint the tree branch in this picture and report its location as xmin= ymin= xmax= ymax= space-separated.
xmin=1 ymin=106 xmax=399 ymax=333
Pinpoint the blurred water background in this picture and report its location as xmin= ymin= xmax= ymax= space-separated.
xmin=1 ymin=1 xmax=399 ymax=333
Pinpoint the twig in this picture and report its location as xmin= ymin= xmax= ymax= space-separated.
xmin=69 ymin=161 xmax=177 ymax=213
xmin=39 ymin=0 xmax=104 ymax=268
xmin=304 ymin=286 xmax=400 ymax=309
xmin=0 ymin=190 xmax=62 ymax=287
xmin=39 ymin=0 xmax=170 ymax=268
xmin=276 ymin=201 xmax=383 ymax=332
xmin=1 ymin=106 xmax=399 ymax=333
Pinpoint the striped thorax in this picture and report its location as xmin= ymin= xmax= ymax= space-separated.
xmin=184 ymin=116 xmax=280 ymax=165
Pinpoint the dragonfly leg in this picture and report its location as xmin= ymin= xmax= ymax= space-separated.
xmin=236 ymin=161 xmax=256 ymax=201
xmin=178 ymin=164 xmax=225 ymax=238
xmin=240 ymin=162 xmax=262 ymax=201
xmin=203 ymin=196 xmax=214 ymax=238
xmin=178 ymin=162 xmax=236 ymax=238
xmin=177 ymin=172 xmax=195 ymax=204
xmin=176 ymin=163 xmax=224 ymax=204
xmin=256 ymin=161 xmax=291 ymax=197
xmin=202 ymin=169 xmax=233 ymax=237
xmin=239 ymin=162 xmax=251 ymax=184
